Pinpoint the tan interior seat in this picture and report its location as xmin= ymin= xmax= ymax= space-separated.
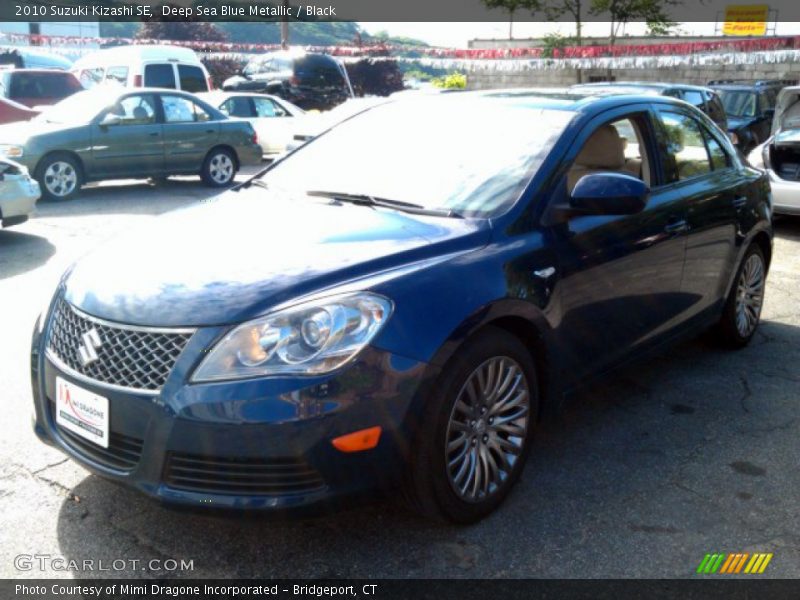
xmin=567 ymin=124 xmax=627 ymax=192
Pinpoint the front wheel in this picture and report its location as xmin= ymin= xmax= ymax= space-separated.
xmin=715 ymin=244 xmax=767 ymax=347
xmin=405 ymin=327 xmax=538 ymax=523
xmin=200 ymin=148 xmax=236 ymax=187
xmin=37 ymin=154 xmax=82 ymax=201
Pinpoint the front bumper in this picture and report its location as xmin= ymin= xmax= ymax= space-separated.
xmin=31 ymin=315 xmax=431 ymax=511
xmin=766 ymin=169 xmax=800 ymax=215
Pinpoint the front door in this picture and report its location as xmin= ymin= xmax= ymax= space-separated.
xmin=549 ymin=108 xmax=690 ymax=378
xmin=89 ymin=93 xmax=163 ymax=178
xmin=160 ymin=94 xmax=218 ymax=172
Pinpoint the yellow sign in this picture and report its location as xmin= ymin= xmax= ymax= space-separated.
xmin=722 ymin=4 xmax=770 ymax=36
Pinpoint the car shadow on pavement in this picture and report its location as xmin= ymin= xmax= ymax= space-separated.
xmin=0 ymin=229 xmax=56 ymax=280
xmin=774 ymin=216 xmax=800 ymax=241
xmin=53 ymin=318 xmax=800 ymax=578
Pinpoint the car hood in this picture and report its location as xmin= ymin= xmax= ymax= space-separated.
xmin=63 ymin=188 xmax=490 ymax=327
xmin=0 ymin=119 xmax=75 ymax=143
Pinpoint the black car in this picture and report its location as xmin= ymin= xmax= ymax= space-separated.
xmin=222 ymin=50 xmax=353 ymax=111
xmin=709 ymin=79 xmax=794 ymax=153
xmin=571 ymin=82 xmax=728 ymax=133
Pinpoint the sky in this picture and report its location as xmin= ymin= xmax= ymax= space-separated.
xmin=359 ymin=21 xmax=800 ymax=48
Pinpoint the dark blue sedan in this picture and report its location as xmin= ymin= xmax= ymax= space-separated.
xmin=30 ymin=92 xmax=772 ymax=522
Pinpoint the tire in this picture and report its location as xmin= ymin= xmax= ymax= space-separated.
xmin=200 ymin=148 xmax=236 ymax=188
xmin=36 ymin=153 xmax=82 ymax=201
xmin=714 ymin=244 xmax=767 ymax=348
xmin=405 ymin=326 xmax=538 ymax=523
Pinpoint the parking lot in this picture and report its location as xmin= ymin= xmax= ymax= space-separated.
xmin=1 ymin=172 xmax=800 ymax=579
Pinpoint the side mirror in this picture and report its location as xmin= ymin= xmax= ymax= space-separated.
xmin=570 ymin=172 xmax=649 ymax=216
xmin=99 ymin=113 xmax=121 ymax=127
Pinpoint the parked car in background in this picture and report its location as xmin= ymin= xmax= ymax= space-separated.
xmin=222 ymin=50 xmax=354 ymax=111
xmin=0 ymin=97 xmax=40 ymax=125
xmin=199 ymin=91 xmax=304 ymax=156
xmin=0 ymin=69 xmax=83 ymax=108
xmin=570 ymin=82 xmax=729 ymax=133
xmin=31 ymin=92 xmax=771 ymax=522
xmin=288 ymin=96 xmax=389 ymax=150
xmin=0 ymin=88 xmax=261 ymax=200
xmin=0 ymin=48 xmax=72 ymax=71
xmin=708 ymin=79 xmax=793 ymax=153
xmin=72 ymin=45 xmax=212 ymax=93
xmin=747 ymin=84 xmax=800 ymax=215
xmin=0 ymin=157 xmax=40 ymax=228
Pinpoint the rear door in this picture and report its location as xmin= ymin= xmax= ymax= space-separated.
xmin=143 ymin=63 xmax=177 ymax=89
xmin=90 ymin=93 xmax=163 ymax=177
xmin=177 ymin=64 xmax=209 ymax=92
xmin=549 ymin=105 xmax=690 ymax=377
xmin=654 ymin=106 xmax=741 ymax=320
xmin=160 ymin=94 xmax=218 ymax=172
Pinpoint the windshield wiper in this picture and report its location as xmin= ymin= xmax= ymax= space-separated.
xmin=306 ymin=190 xmax=460 ymax=218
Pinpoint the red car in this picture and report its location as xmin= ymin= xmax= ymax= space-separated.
xmin=0 ymin=69 xmax=83 ymax=108
xmin=0 ymin=96 xmax=39 ymax=125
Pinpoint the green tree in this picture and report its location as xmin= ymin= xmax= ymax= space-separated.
xmin=136 ymin=19 xmax=227 ymax=42
xmin=589 ymin=0 xmax=680 ymax=46
xmin=539 ymin=0 xmax=586 ymax=46
xmin=482 ymin=0 xmax=540 ymax=39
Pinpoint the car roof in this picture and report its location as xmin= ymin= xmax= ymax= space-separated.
xmin=3 ymin=68 xmax=76 ymax=76
xmin=476 ymin=88 xmax=689 ymax=111
xmin=574 ymin=81 xmax=711 ymax=92
xmin=73 ymin=45 xmax=201 ymax=67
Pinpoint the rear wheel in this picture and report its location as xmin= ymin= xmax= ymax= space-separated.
xmin=405 ymin=327 xmax=537 ymax=523
xmin=200 ymin=148 xmax=236 ymax=187
xmin=715 ymin=244 xmax=766 ymax=347
xmin=37 ymin=154 xmax=81 ymax=201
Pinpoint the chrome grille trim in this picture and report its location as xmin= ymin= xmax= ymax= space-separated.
xmin=46 ymin=298 xmax=195 ymax=393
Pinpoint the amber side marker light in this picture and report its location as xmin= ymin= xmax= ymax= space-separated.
xmin=332 ymin=426 xmax=382 ymax=453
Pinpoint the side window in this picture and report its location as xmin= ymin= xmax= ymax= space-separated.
xmin=682 ymin=90 xmax=705 ymax=109
xmin=105 ymin=66 xmax=128 ymax=85
xmin=178 ymin=65 xmax=207 ymax=93
xmin=707 ymin=92 xmax=726 ymax=124
xmin=144 ymin=64 xmax=176 ymax=89
xmin=108 ymin=94 xmax=157 ymax=125
xmin=253 ymin=97 xmax=287 ymax=117
xmin=162 ymin=95 xmax=211 ymax=123
xmin=567 ymin=114 xmax=652 ymax=193
xmin=705 ymin=132 xmax=729 ymax=171
xmin=79 ymin=68 xmax=104 ymax=89
xmin=220 ymin=96 xmax=253 ymax=118
xmin=757 ymin=92 xmax=771 ymax=116
xmin=658 ymin=111 xmax=713 ymax=181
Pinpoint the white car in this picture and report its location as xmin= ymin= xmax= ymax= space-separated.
xmin=0 ymin=158 xmax=40 ymax=228
xmin=198 ymin=91 xmax=304 ymax=157
xmin=747 ymin=85 xmax=800 ymax=215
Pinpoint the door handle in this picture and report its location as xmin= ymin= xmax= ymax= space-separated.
xmin=664 ymin=219 xmax=689 ymax=235
xmin=732 ymin=196 xmax=748 ymax=209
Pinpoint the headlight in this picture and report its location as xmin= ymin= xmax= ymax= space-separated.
xmin=0 ymin=145 xmax=24 ymax=158
xmin=192 ymin=292 xmax=393 ymax=382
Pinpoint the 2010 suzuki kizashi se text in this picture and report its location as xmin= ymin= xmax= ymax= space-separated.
xmin=31 ymin=92 xmax=772 ymax=523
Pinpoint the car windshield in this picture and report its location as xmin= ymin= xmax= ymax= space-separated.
xmin=259 ymin=98 xmax=574 ymax=218
xmin=34 ymin=90 xmax=113 ymax=124
xmin=719 ymin=90 xmax=757 ymax=118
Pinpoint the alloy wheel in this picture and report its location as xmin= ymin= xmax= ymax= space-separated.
xmin=209 ymin=153 xmax=234 ymax=184
xmin=44 ymin=161 xmax=77 ymax=198
xmin=735 ymin=253 xmax=765 ymax=338
xmin=445 ymin=356 xmax=530 ymax=503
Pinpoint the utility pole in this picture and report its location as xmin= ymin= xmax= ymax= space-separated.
xmin=281 ymin=0 xmax=290 ymax=49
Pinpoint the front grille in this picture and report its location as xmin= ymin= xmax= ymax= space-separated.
xmin=46 ymin=298 xmax=193 ymax=392
xmin=49 ymin=402 xmax=144 ymax=470
xmin=164 ymin=453 xmax=327 ymax=496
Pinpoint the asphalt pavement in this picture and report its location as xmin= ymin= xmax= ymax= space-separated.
xmin=1 ymin=172 xmax=799 ymax=579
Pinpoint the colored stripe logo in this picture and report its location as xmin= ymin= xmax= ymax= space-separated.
xmin=696 ymin=552 xmax=773 ymax=574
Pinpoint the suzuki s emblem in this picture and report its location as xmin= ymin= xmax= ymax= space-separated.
xmin=78 ymin=328 xmax=102 ymax=366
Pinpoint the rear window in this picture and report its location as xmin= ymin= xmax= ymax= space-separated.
xmin=294 ymin=55 xmax=345 ymax=87
xmin=144 ymin=64 xmax=176 ymax=89
xmin=9 ymin=72 xmax=82 ymax=101
xmin=178 ymin=64 xmax=207 ymax=92
xmin=78 ymin=68 xmax=104 ymax=89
